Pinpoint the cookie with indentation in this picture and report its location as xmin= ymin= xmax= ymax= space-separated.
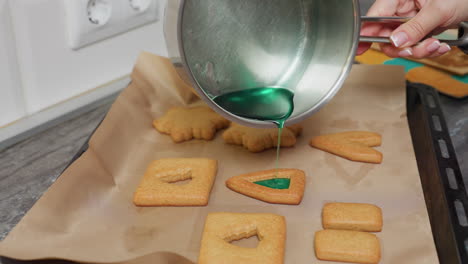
xmin=153 ymin=106 xmax=230 ymax=143
xmin=198 ymin=212 xmax=286 ymax=264
xmin=323 ymin=202 xmax=383 ymax=232
xmin=222 ymin=123 xmax=302 ymax=152
xmin=315 ymin=229 xmax=381 ymax=264
xmin=226 ymin=169 xmax=305 ymax=205
xmin=309 ymin=131 xmax=382 ymax=163
xmin=133 ymin=158 xmax=217 ymax=206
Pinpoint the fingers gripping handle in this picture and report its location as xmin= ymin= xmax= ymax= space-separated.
xmin=359 ymin=16 xmax=468 ymax=53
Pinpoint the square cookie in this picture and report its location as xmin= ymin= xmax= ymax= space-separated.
xmin=133 ymin=158 xmax=217 ymax=206
xmin=199 ymin=212 xmax=286 ymax=264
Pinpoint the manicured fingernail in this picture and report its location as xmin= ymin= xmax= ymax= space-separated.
xmin=398 ymin=48 xmax=413 ymax=57
xmin=390 ymin=31 xmax=409 ymax=47
xmin=438 ymin=43 xmax=451 ymax=54
xmin=426 ymin=40 xmax=441 ymax=53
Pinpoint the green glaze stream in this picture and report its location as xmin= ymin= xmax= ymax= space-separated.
xmin=213 ymin=87 xmax=295 ymax=177
xmin=254 ymin=178 xmax=291 ymax=189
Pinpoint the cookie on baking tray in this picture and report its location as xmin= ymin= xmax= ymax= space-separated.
xmin=322 ymin=202 xmax=383 ymax=232
xmin=309 ymin=131 xmax=383 ymax=163
xmin=226 ymin=169 xmax=306 ymax=205
xmin=314 ymin=229 xmax=381 ymax=264
xmin=153 ymin=106 xmax=230 ymax=143
xmin=406 ymin=66 xmax=468 ymax=98
xmin=409 ymin=46 xmax=468 ymax=76
xmin=133 ymin=158 xmax=217 ymax=206
xmin=198 ymin=212 xmax=286 ymax=264
xmin=223 ymin=123 xmax=303 ymax=152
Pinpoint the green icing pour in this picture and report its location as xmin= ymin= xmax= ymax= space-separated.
xmin=214 ymin=87 xmax=295 ymax=174
xmin=254 ymin=178 xmax=291 ymax=189
xmin=384 ymin=58 xmax=424 ymax=72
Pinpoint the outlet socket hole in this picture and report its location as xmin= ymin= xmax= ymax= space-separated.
xmin=129 ymin=0 xmax=152 ymax=12
xmin=87 ymin=0 xmax=111 ymax=25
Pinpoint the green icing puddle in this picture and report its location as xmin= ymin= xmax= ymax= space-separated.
xmin=254 ymin=178 xmax=291 ymax=189
xmin=452 ymin=74 xmax=468 ymax=84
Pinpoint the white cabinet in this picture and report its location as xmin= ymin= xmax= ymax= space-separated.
xmin=0 ymin=0 xmax=26 ymax=127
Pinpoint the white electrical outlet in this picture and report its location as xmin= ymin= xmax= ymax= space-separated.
xmin=64 ymin=0 xmax=160 ymax=50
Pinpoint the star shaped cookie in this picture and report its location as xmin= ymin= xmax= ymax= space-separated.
xmin=153 ymin=106 xmax=230 ymax=143
xmin=222 ymin=123 xmax=302 ymax=152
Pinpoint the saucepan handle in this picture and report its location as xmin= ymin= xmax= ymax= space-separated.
xmin=359 ymin=16 xmax=468 ymax=52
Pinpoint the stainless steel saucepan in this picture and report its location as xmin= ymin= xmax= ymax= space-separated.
xmin=164 ymin=0 xmax=468 ymax=128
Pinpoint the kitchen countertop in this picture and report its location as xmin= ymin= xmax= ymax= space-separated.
xmin=0 ymin=102 xmax=111 ymax=264
xmin=0 ymin=102 xmax=111 ymax=239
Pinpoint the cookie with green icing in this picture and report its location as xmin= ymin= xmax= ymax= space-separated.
xmin=225 ymin=169 xmax=305 ymax=205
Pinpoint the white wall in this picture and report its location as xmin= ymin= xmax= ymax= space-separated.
xmin=9 ymin=0 xmax=168 ymax=114
xmin=0 ymin=0 xmax=25 ymax=127
xmin=0 ymin=0 xmax=168 ymax=145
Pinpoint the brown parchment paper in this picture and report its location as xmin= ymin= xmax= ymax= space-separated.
xmin=0 ymin=53 xmax=439 ymax=264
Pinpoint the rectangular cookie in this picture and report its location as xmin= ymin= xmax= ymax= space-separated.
xmin=315 ymin=229 xmax=381 ymax=264
xmin=323 ymin=202 xmax=383 ymax=232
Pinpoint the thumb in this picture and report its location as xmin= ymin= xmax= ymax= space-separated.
xmin=390 ymin=4 xmax=445 ymax=48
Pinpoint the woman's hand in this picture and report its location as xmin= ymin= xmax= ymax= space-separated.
xmin=358 ymin=0 xmax=468 ymax=58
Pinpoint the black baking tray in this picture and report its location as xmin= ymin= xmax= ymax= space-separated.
xmin=11 ymin=82 xmax=466 ymax=264
xmin=407 ymin=82 xmax=468 ymax=264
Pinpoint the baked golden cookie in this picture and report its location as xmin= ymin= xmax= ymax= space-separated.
xmin=226 ymin=169 xmax=305 ymax=205
xmin=198 ymin=212 xmax=286 ymax=264
xmin=323 ymin=202 xmax=383 ymax=232
xmin=223 ymin=123 xmax=303 ymax=152
xmin=409 ymin=47 xmax=468 ymax=76
xmin=355 ymin=48 xmax=391 ymax=65
xmin=133 ymin=158 xmax=217 ymax=206
xmin=406 ymin=66 xmax=468 ymax=98
xmin=153 ymin=106 xmax=230 ymax=143
xmin=315 ymin=229 xmax=381 ymax=264
xmin=310 ymin=131 xmax=382 ymax=164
